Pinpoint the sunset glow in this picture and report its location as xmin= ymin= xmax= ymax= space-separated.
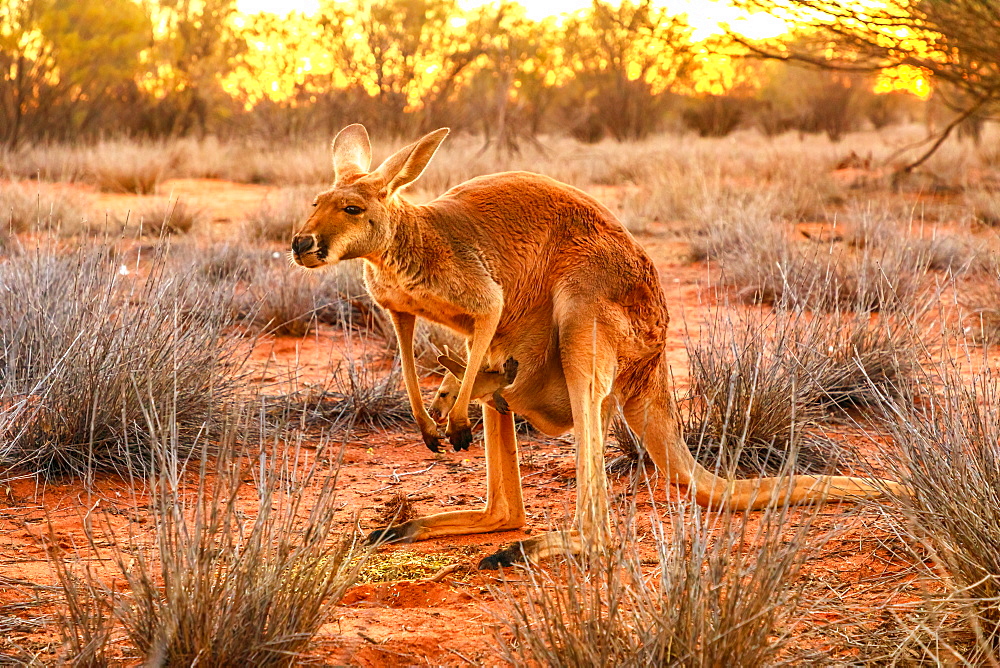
xmin=225 ymin=0 xmax=930 ymax=110
xmin=235 ymin=0 xmax=788 ymax=38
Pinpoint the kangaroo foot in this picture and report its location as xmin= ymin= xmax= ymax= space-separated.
xmin=478 ymin=542 xmax=530 ymax=569
xmin=366 ymin=519 xmax=425 ymax=546
xmin=478 ymin=530 xmax=587 ymax=569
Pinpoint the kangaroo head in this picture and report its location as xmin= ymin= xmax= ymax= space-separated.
xmin=291 ymin=123 xmax=449 ymax=269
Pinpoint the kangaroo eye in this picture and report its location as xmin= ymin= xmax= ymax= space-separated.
xmin=344 ymin=205 xmax=363 ymax=215
xmin=438 ymin=392 xmax=449 ymax=399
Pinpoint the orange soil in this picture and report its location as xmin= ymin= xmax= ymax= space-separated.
xmin=0 ymin=177 xmax=975 ymax=664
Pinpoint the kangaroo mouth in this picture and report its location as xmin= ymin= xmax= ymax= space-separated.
xmin=293 ymin=252 xmax=326 ymax=269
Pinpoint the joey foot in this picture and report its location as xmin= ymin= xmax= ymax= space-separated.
xmin=492 ymin=390 xmax=510 ymax=415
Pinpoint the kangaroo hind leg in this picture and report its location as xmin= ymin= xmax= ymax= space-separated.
xmin=368 ymin=406 xmax=525 ymax=545
xmin=480 ymin=311 xmax=618 ymax=568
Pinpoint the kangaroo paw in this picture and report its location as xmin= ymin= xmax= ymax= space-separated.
xmin=421 ymin=431 xmax=443 ymax=453
xmin=447 ymin=423 xmax=474 ymax=451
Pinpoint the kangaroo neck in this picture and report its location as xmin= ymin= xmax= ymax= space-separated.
xmin=366 ymin=198 xmax=441 ymax=280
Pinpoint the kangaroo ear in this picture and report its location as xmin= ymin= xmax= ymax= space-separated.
xmin=371 ymin=128 xmax=449 ymax=197
xmin=437 ymin=354 xmax=467 ymax=380
xmin=332 ymin=124 xmax=372 ymax=182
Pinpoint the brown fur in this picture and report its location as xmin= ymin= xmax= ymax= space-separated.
xmin=293 ymin=124 xmax=905 ymax=568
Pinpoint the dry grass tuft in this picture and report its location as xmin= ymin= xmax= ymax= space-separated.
xmin=964 ymin=265 xmax=1000 ymax=344
xmin=243 ymin=186 xmax=317 ymax=242
xmin=726 ymin=239 xmax=931 ymax=313
xmin=0 ymin=243 xmax=243 ymax=479
xmin=55 ymin=408 xmax=366 ymax=666
xmin=241 ymin=266 xmax=324 ymax=337
xmin=280 ymin=356 xmax=410 ymax=432
xmin=878 ymin=366 xmax=1000 ymax=663
xmin=966 ymin=189 xmax=1000 ymax=227
xmin=687 ymin=190 xmax=786 ymax=264
xmin=0 ymin=182 xmax=89 ymax=234
xmin=684 ymin=310 xmax=834 ymax=475
xmin=491 ymin=494 xmax=823 ymax=667
xmin=134 ymin=199 xmax=204 ymax=235
xmin=173 ymin=241 xmax=266 ymax=284
xmin=683 ymin=306 xmax=921 ymax=475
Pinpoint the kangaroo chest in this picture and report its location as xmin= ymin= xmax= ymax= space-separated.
xmin=364 ymin=266 xmax=475 ymax=335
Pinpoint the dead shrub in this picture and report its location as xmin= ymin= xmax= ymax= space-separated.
xmin=52 ymin=558 xmax=114 ymax=668
xmin=606 ymin=415 xmax=646 ymax=476
xmin=910 ymin=233 xmax=986 ymax=274
xmin=0 ymin=244 xmax=243 ymax=479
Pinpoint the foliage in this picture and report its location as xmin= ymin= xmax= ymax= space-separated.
xmin=55 ymin=409 xmax=366 ymax=666
xmin=561 ymin=0 xmax=695 ymax=141
xmin=492 ymin=497 xmax=822 ymax=667
xmin=0 ymin=0 xmax=149 ymax=148
xmin=0 ymin=0 xmax=957 ymax=145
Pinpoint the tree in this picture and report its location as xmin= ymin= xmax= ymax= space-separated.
xmin=456 ymin=3 xmax=557 ymax=152
xmin=148 ymin=0 xmax=245 ymax=136
xmin=38 ymin=0 xmax=149 ymax=136
xmin=562 ymin=0 xmax=696 ymax=141
xmin=733 ymin=0 xmax=1000 ymax=170
xmin=0 ymin=0 xmax=149 ymax=147
xmin=0 ymin=0 xmax=55 ymax=148
xmin=318 ymin=0 xmax=486 ymax=135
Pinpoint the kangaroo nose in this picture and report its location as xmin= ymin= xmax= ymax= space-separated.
xmin=291 ymin=235 xmax=315 ymax=255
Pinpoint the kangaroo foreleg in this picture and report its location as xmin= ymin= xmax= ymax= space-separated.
xmin=389 ymin=310 xmax=442 ymax=453
xmin=446 ymin=308 xmax=502 ymax=451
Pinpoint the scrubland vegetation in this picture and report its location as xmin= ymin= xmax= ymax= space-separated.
xmin=4 ymin=1 xmax=1000 ymax=660
xmin=0 ymin=122 xmax=996 ymax=664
